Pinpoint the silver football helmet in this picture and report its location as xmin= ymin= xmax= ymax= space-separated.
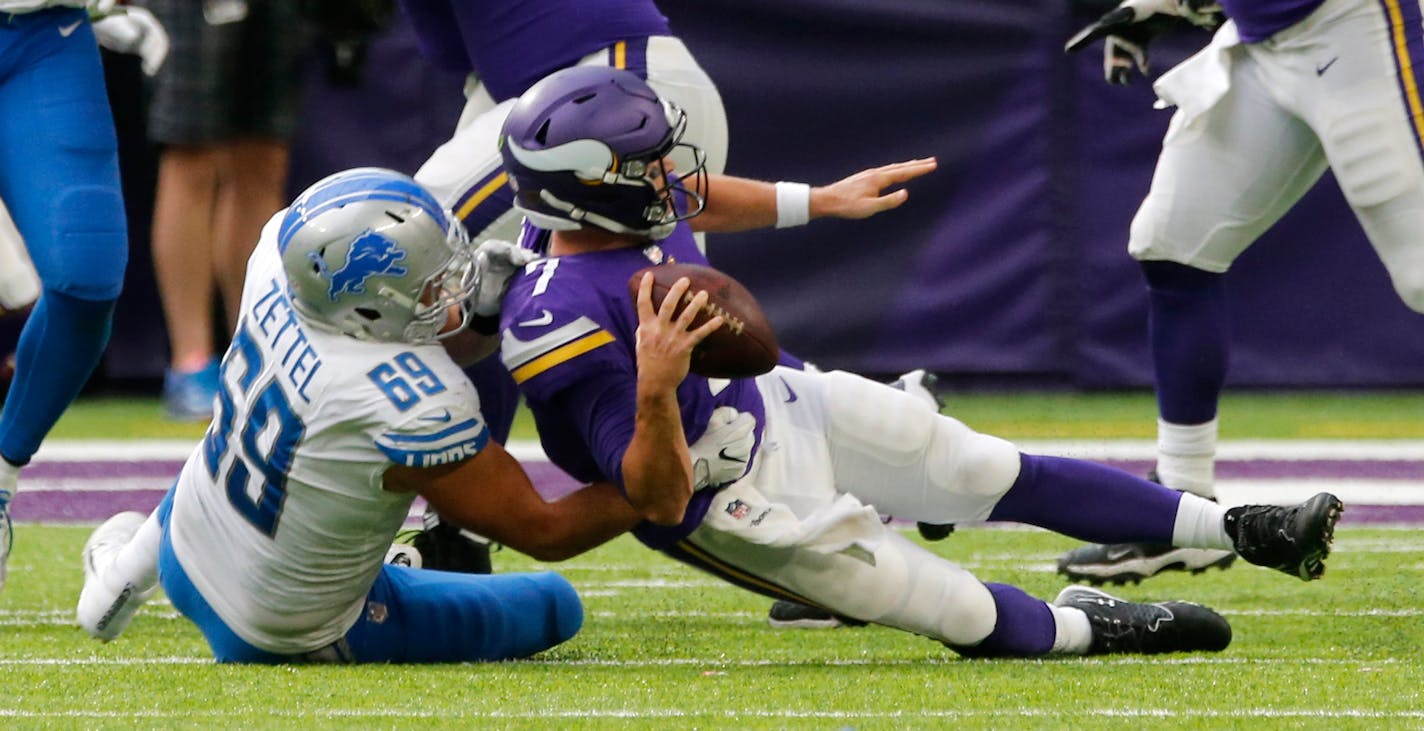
xmin=277 ymin=168 xmax=476 ymax=343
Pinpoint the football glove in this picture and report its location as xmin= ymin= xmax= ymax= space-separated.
xmin=1066 ymin=0 xmax=1223 ymax=85
xmin=92 ymin=7 xmax=170 ymax=76
xmin=688 ymin=406 xmax=756 ymax=490
xmin=470 ymin=239 xmax=538 ymax=317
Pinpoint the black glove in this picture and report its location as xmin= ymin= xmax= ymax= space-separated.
xmin=1066 ymin=0 xmax=1222 ymax=85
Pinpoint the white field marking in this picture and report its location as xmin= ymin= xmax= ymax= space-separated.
xmin=1015 ymin=439 xmax=1424 ymax=461
xmin=0 ymin=655 xmax=1404 ymax=668
xmin=11 ymin=607 xmax=1415 ymax=630
xmin=0 ymin=709 xmax=1422 ymax=720
xmin=23 ymin=477 xmax=1424 ymax=520
xmin=27 ymin=438 xmax=1424 ymax=463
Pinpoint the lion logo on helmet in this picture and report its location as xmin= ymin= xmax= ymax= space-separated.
xmin=313 ymin=229 xmax=409 ymax=302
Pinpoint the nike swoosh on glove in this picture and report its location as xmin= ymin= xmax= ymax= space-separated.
xmin=688 ymin=406 xmax=756 ymax=490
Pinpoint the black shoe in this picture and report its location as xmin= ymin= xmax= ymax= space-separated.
xmin=1057 ymin=542 xmax=1236 ymax=585
xmin=389 ymin=508 xmax=495 ymax=574
xmin=1225 ymin=492 xmax=1343 ymax=581
xmin=766 ymin=600 xmax=866 ymax=629
xmin=1056 ymin=470 xmax=1235 ymax=585
xmin=1054 ymin=586 xmax=1231 ymax=655
xmin=916 ymin=522 xmax=956 ymax=541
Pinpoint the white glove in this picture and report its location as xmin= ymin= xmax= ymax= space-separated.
xmin=93 ymin=8 xmax=170 ymax=76
xmin=471 ymin=239 xmax=538 ymax=316
xmin=85 ymin=0 xmax=119 ymax=19
xmin=687 ymin=406 xmax=756 ymax=490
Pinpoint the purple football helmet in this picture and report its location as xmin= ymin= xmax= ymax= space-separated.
xmin=499 ymin=66 xmax=707 ymax=240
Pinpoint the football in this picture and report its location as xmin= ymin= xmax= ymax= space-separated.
xmin=627 ymin=262 xmax=780 ymax=378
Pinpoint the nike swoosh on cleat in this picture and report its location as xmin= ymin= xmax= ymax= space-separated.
xmin=58 ymin=20 xmax=83 ymax=37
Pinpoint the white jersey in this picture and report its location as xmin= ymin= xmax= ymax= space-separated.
xmin=0 ymin=0 xmax=85 ymax=12
xmin=168 ymin=214 xmax=490 ymax=654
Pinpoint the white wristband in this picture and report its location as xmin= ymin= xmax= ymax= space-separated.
xmin=774 ymin=181 xmax=811 ymax=228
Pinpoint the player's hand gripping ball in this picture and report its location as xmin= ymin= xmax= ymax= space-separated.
xmin=628 ymin=263 xmax=780 ymax=378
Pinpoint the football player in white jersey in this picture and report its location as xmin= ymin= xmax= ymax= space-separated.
xmin=1059 ymin=0 xmax=1424 ymax=584
xmin=74 ymin=168 xmax=704 ymax=663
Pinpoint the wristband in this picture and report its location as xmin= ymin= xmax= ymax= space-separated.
xmin=774 ymin=181 xmax=811 ymax=228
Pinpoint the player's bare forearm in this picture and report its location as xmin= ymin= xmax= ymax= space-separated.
xmin=395 ymin=446 xmax=640 ymax=561
xmin=690 ymin=158 xmax=937 ymax=233
xmin=483 ymin=481 xmax=641 ymax=562
xmin=622 ymin=387 xmax=694 ymax=525
xmin=621 ymin=274 xmax=723 ymax=524
xmin=691 ymin=175 xmax=778 ymax=232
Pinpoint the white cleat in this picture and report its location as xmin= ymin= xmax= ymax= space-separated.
xmin=77 ymin=511 xmax=156 ymax=641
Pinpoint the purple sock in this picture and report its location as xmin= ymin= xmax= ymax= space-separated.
xmin=987 ymin=453 xmax=1181 ymax=543
xmin=1142 ymin=261 xmax=1228 ymax=425
xmin=950 ymin=583 xmax=1054 ymax=658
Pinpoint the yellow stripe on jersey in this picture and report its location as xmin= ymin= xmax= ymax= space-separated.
xmin=613 ymin=40 xmax=627 ymax=69
xmin=456 ymin=171 xmax=510 ymax=222
xmin=1383 ymin=0 xmax=1424 ymax=149
xmin=673 ymin=539 xmax=822 ymax=607
xmin=510 ymin=330 xmax=616 ymax=384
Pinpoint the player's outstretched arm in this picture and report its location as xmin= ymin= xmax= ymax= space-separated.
xmin=691 ymin=157 xmax=937 ymax=233
xmin=622 ymin=274 xmax=723 ymax=525
xmin=387 ymin=442 xmax=642 ymax=562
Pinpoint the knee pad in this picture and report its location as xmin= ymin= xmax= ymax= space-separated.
xmin=1324 ymin=106 xmax=1424 ymax=209
xmin=825 ymin=370 xmax=1020 ymax=504
xmin=869 ymin=533 xmax=997 ymax=645
xmin=923 ymin=420 xmax=1022 ymax=502
xmin=36 ymin=185 xmax=128 ymax=300
xmin=825 ymin=370 xmax=940 ymax=465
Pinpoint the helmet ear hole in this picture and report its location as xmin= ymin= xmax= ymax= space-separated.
xmin=535 ymin=119 xmax=551 ymax=144
xmin=354 ymin=307 xmax=382 ymax=322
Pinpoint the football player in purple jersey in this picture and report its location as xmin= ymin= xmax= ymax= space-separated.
xmin=491 ymin=66 xmax=1345 ymax=657
xmin=393 ymin=1 xmax=949 ymax=592
xmin=390 ymin=0 xmax=732 ymax=568
xmin=1060 ymin=0 xmax=1424 ymax=584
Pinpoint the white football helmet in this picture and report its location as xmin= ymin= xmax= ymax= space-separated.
xmin=277 ymin=168 xmax=476 ymax=343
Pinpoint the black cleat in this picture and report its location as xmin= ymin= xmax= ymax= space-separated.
xmin=1054 ymin=586 xmax=1231 ymax=655
xmin=1057 ymin=542 xmax=1236 ymax=585
xmin=1056 ymin=470 xmax=1234 ymax=585
xmin=388 ymin=507 xmax=495 ymax=574
xmin=916 ymin=522 xmax=956 ymax=541
xmin=767 ymin=600 xmax=867 ymax=630
xmin=1225 ymin=492 xmax=1343 ymax=581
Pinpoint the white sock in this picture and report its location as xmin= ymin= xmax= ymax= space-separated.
xmin=0 ymin=459 xmax=18 ymax=503
xmin=1171 ymin=492 xmax=1232 ymax=550
xmin=1050 ymin=605 xmax=1094 ymax=654
xmin=1156 ymin=418 xmax=1218 ymax=498
xmin=109 ymin=512 xmax=162 ymax=593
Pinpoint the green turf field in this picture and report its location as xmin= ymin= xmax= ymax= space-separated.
xmin=47 ymin=388 xmax=1424 ymax=440
xmin=7 ymin=391 xmax=1424 ymax=728
xmin=5 ymin=525 xmax=1421 ymax=728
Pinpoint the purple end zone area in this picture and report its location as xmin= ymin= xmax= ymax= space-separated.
xmin=9 ymin=457 xmax=1423 ymax=525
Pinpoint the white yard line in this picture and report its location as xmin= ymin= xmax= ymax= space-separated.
xmin=28 ymin=438 xmax=1424 ymax=463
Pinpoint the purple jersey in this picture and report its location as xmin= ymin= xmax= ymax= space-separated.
xmin=397 ymin=0 xmax=670 ymax=102
xmin=1221 ymin=0 xmax=1327 ymax=42
xmin=499 ymin=223 xmax=766 ymax=549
